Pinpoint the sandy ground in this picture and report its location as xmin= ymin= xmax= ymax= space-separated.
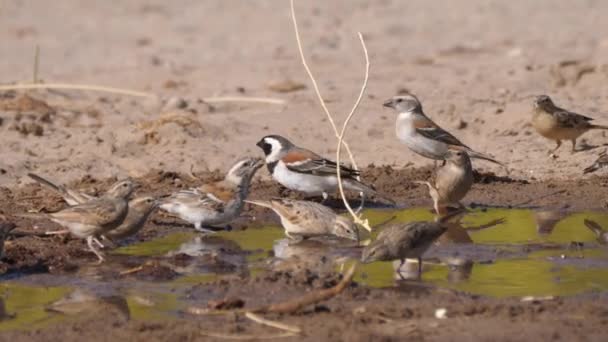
xmin=2 ymin=0 xmax=608 ymax=187
xmin=2 ymin=1 xmax=608 ymax=340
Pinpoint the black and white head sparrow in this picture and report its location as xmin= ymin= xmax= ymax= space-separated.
xmin=256 ymin=134 xmax=393 ymax=204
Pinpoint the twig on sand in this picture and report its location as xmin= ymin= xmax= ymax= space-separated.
xmin=0 ymin=84 xmax=286 ymax=105
xmin=290 ymin=0 xmax=372 ymax=231
xmin=244 ymin=312 xmax=301 ymax=334
xmin=198 ymin=331 xmax=296 ymax=340
xmin=202 ymin=97 xmax=286 ymax=105
xmin=0 ymin=83 xmax=154 ymax=98
xmin=186 ymin=264 xmax=357 ymax=316
xmin=254 ymin=263 xmax=356 ymax=314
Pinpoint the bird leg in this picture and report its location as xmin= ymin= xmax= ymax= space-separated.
xmin=570 ymin=139 xmax=577 ymax=153
xmin=417 ymin=257 xmax=423 ymax=278
xmin=396 ymin=258 xmax=406 ymax=280
xmin=92 ymin=237 xmax=105 ymax=249
xmin=549 ymin=140 xmax=562 ymax=155
xmin=86 ymin=236 xmax=105 ymax=264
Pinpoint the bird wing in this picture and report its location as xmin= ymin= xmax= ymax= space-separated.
xmin=414 ymin=118 xmax=471 ymax=150
xmin=553 ymin=110 xmax=594 ymax=128
xmin=283 ymin=147 xmax=360 ymax=178
xmin=165 ymin=189 xmax=226 ymax=212
xmin=51 ymin=198 xmax=123 ymax=225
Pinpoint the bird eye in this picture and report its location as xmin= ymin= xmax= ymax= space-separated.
xmin=396 ymin=98 xmax=403 ymax=103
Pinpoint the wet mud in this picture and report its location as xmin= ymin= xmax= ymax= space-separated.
xmin=1 ymin=168 xmax=608 ymax=341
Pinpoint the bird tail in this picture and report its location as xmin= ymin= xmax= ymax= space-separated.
xmin=28 ymin=173 xmax=63 ymax=193
xmin=583 ymin=163 xmax=600 ymax=174
xmin=584 ymin=219 xmax=605 ymax=238
xmin=15 ymin=212 xmax=48 ymax=220
xmin=342 ymin=179 xmax=396 ymax=206
xmin=243 ymin=199 xmax=274 ymax=209
xmin=466 ymin=150 xmax=507 ymax=168
xmin=590 ymin=124 xmax=608 ymax=130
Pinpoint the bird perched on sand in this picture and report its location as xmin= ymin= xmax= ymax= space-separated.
xmin=583 ymin=149 xmax=608 ymax=174
xmin=533 ymin=95 xmax=608 ymax=154
xmin=0 ymin=222 xmax=16 ymax=259
xmin=415 ymin=150 xmax=473 ymax=215
xmin=27 ymin=174 xmax=154 ymax=243
xmin=159 ymin=157 xmax=263 ymax=233
xmin=256 ymin=134 xmax=394 ymax=204
xmin=245 ymin=198 xmax=359 ymax=243
xmin=383 ymin=94 xmax=504 ymax=166
xmin=18 ymin=179 xmax=134 ymax=263
xmin=361 ymin=210 xmax=465 ymax=278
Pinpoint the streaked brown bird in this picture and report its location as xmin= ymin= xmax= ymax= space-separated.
xmin=416 ymin=150 xmax=473 ymax=215
xmin=361 ymin=210 xmax=465 ymax=278
xmin=18 ymin=179 xmax=134 ymax=263
xmin=532 ymin=95 xmax=608 ymax=154
xmin=245 ymin=198 xmax=359 ymax=243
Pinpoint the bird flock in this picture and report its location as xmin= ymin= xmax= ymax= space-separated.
xmin=16 ymin=92 xmax=608 ymax=278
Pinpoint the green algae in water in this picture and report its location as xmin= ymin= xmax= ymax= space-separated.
xmin=0 ymin=283 xmax=71 ymax=331
xmin=357 ymin=208 xmax=608 ymax=297
xmin=216 ymin=225 xmax=285 ymax=262
xmin=126 ymin=291 xmax=182 ymax=322
xmin=113 ymin=232 xmax=197 ymax=256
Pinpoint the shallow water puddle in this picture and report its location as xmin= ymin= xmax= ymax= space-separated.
xmin=0 ymin=283 xmax=70 ymax=331
xmin=2 ymin=207 xmax=608 ymax=331
xmin=356 ymin=208 xmax=608 ymax=297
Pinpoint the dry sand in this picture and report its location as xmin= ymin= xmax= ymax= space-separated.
xmin=2 ymin=0 xmax=608 ymax=186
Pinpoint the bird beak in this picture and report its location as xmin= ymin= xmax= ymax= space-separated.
xmin=383 ymin=99 xmax=394 ymax=108
xmin=253 ymin=158 xmax=265 ymax=168
xmin=255 ymin=139 xmax=264 ymax=148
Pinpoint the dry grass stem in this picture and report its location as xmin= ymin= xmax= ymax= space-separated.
xmin=203 ymin=97 xmax=285 ymax=105
xmin=0 ymin=83 xmax=154 ymax=98
xmin=0 ymin=84 xmax=286 ymax=105
xmin=290 ymin=0 xmax=371 ymax=230
xmin=335 ymin=33 xmax=372 ymax=231
xmin=244 ymin=312 xmax=302 ymax=334
xmin=289 ymin=0 xmax=359 ymax=171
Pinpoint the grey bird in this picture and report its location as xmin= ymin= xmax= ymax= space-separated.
xmin=361 ymin=210 xmax=465 ymax=278
xmin=383 ymin=94 xmax=504 ymax=166
xmin=159 ymin=157 xmax=263 ymax=232
xmin=533 ymin=95 xmax=608 ymax=154
xmin=245 ymin=198 xmax=359 ymax=243
xmin=415 ymin=150 xmax=473 ymax=215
